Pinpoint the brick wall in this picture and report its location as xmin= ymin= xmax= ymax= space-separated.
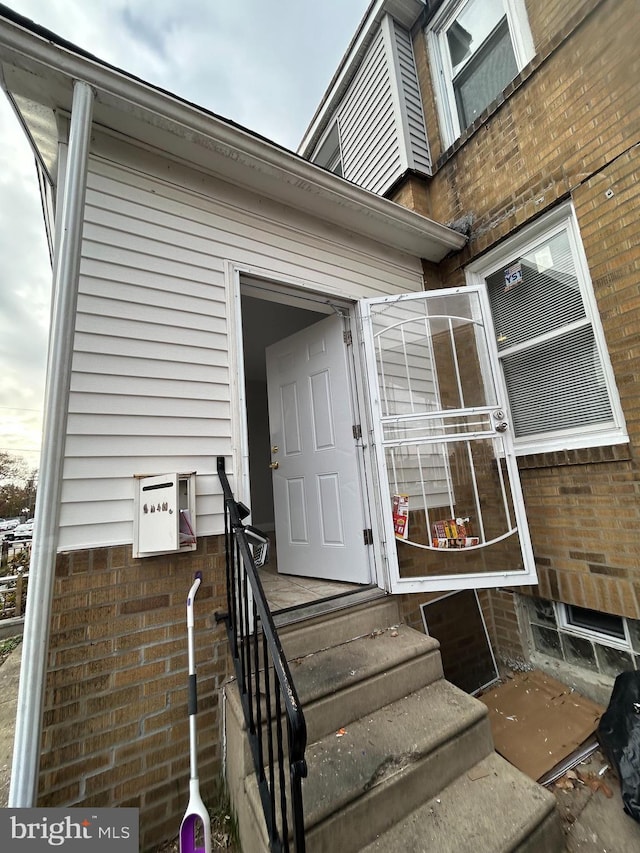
xmin=392 ymin=0 xmax=640 ymax=658
xmin=37 ymin=537 xmax=231 ymax=851
xmin=405 ymin=0 xmax=636 ymax=246
xmin=413 ymin=0 xmax=639 ymax=261
xmin=525 ymin=0 xmax=593 ymax=54
xmin=394 ymin=0 xmax=640 ymax=652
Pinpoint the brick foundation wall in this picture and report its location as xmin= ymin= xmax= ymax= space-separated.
xmin=37 ymin=536 xmax=231 ymax=851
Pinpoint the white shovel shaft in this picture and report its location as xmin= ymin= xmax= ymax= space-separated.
xmin=186 ymin=576 xmax=201 ymax=629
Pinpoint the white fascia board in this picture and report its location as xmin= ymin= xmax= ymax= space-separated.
xmin=0 ymin=13 xmax=466 ymax=262
xmin=298 ymin=0 xmax=425 ymax=158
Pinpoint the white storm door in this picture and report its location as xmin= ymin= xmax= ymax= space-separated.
xmin=360 ymin=285 xmax=537 ymax=594
xmin=265 ymin=314 xmax=370 ymax=583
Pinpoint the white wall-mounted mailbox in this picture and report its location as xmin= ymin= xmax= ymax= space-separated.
xmin=133 ymin=472 xmax=196 ymax=558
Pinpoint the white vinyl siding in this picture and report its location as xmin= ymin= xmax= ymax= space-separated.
xmin=339 ymin=26 xmax=402 ymax=194
xmin=390 ymin=19 xmax=432 ymax=174
xmin=59 ymin=138 xmax=424 ymax=551
xmin=309 ymin=16 xmax=431 ymax=194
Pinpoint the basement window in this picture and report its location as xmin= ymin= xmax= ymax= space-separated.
xmin=555 ymin=602 xmax=631 ymax=651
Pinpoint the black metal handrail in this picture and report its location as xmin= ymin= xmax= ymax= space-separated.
xmin=217 ymin=457 xmax=307 ymax=853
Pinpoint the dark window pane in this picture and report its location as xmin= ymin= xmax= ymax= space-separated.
xmin=454 ymin=19 xmax=517 ymax=128
xmin=566 ymin=605 xmax=625 ymax=640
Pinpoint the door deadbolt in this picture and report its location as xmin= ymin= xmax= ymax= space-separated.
xmin=269 ymin=461 xmax=279 ymax=470
xmin=271 ymin=445 xmax=279 ymax=454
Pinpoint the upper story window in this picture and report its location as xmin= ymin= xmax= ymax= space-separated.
xmin=466 ymin=205 xmax=628 ymax=456
xmin=427 ymin=0 xmax=534 ymax=148
xmin=311 ymin=121 xmax=343 ymax=177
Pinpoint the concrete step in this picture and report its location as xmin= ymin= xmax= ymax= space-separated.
xmin=359 ymin=751 xmax=564 ymax=853
xmin=226 ymin=623 xmax=443 ymax=775
xmin=278 ymin=595 xmax=400 ymax=660
xmin=290 ymin=624 xmax=442 ymax=743
xmin=227 ymin=595 xmax=564 ymax=853
xmin=246 ymin=678 xmax=494 ymax=853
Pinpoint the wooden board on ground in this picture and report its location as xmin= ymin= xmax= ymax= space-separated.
xmin=479 ymin=669 xmax=604 ymax=782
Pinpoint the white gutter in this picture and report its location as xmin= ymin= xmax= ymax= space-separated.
xmin=9 ymin=79 xmax=94 ymax=808
xmin=0 ymin=16 xmax=466 ymax=259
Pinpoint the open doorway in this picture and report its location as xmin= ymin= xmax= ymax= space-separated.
xmin=234 ymin=276 xmax=537 ymax=609
xmin=238 ymin=278 xmax=374 ymax=612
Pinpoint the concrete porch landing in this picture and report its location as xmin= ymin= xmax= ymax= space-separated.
xmin=258 ymin=563 xmax=362 ymax=612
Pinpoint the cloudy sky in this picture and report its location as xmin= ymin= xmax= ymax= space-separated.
xmin=0 ymin=0 xmax=370 ymax=471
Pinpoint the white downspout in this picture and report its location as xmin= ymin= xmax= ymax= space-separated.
xmin=9 ymin=79 xmax=94 ymax=808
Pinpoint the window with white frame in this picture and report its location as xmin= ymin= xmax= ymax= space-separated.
xmin=310 ymin=121 xmax=343 ymax=177
xmin=427 ymin=0 xmax=534 ymax=147
xmin=555 ymin=602 xmax=631 ymax=651
xmin=466 ymin=205 xmax=627 ymax=454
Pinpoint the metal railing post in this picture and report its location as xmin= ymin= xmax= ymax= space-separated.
xmin=217 ymin=457 xmax=307 ymax=852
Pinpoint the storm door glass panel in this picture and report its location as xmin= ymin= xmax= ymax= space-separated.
xmin=361 ymin=286 xmax=536 ymax=592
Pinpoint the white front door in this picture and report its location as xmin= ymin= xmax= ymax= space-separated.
xmin=265 ymin=314 xmax=370 ymax=583
xmin=360 ymin=285 xmax=537 ymax=594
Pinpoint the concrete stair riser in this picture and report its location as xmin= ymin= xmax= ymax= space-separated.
xmin=279 ymin=598 xmax=401 ymax=660
xmin=241 ymin=707 xmax=494 ymax=853
xmin=302 ymin=707 xmax=494 ymax=852
xmin=242 ymin=680 xmax=495 ymax=853
xmin=359 ymin=752 xmax=563 ymax=853
xmin=301 ymin=679 xmax=491 ymax=825
xmin=230 ymin=625 xmax=444 ymax=772
xmin=233 ymin=620 xmax=434 ymax=720
xmin=298 ymin=642 xmax=443 ymax=745
xmin=225 ymin=596 xmax=564 ymax=853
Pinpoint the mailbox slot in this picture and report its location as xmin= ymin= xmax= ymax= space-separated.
xmin=133 ymin=472 xmax=196 ymax=558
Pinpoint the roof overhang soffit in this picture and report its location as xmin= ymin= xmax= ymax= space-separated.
xmin=0 ymin=12 xmax=465 ymax=262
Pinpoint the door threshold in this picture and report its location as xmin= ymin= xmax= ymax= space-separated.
xmin=272 ymin=585 xmax=386 ymax=629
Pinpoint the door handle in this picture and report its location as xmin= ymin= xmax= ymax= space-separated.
xmin=495 ymin=422 xmax=508 ymax=433
xmin=269 ymin=461 xmax=279 ymax=470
